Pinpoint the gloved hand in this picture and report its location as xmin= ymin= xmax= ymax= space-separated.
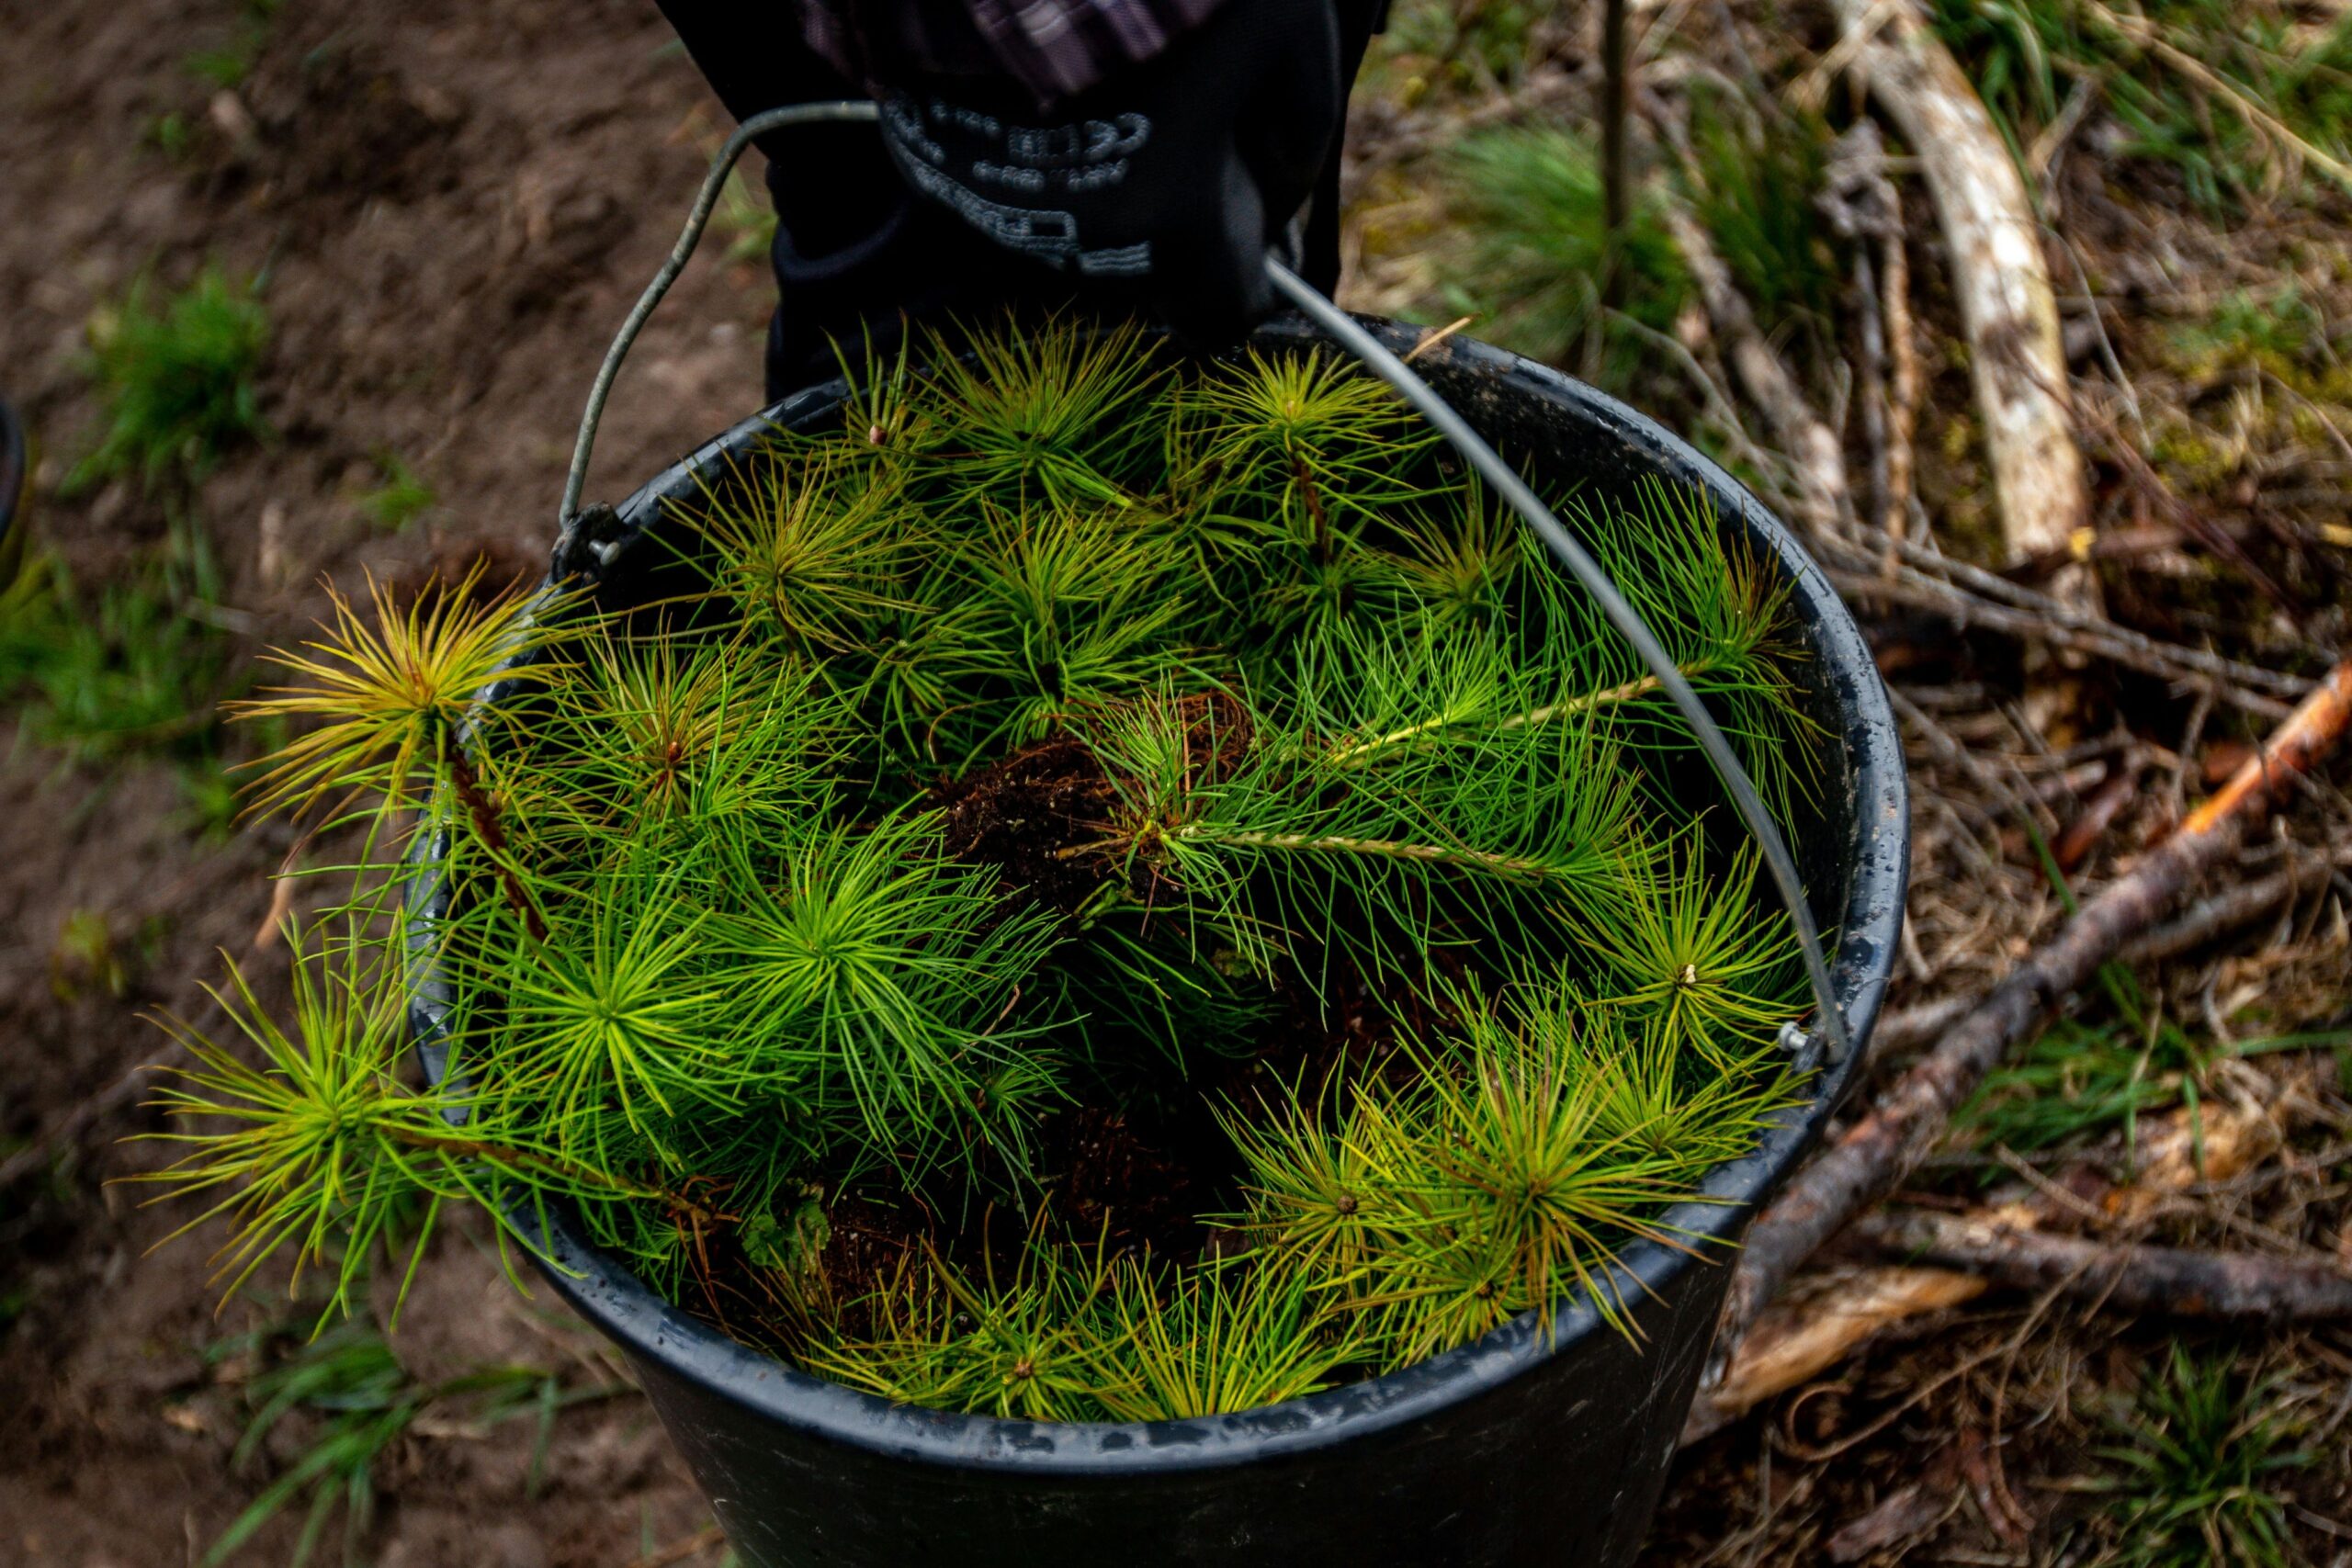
xmin=873 ymin=0 xmax=1344 ymax=347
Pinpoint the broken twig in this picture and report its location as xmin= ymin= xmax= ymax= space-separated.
xmin=1852 ymin=1210 xmax=2352 ymax=1322
xmin=1684 ymin=1077 xmax=2297 ymax=1440
xmin=1658 ymin=200 xmax=1856 ymax=539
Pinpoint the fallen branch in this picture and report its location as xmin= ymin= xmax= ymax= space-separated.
xmin=1862 ymin=527 xmax=2306 ymax=701
xmin=2052 ymin=761 xmax=2141 ymax=872
xmin=1851 ymin=1210 xmax=2352 ymax=1321
xmin=1611 ymin=310 xmax=1797 ymax=510
xmin=1688 ymin=1266 xmax=1987 ymax=1444
xmin=2125 ymin=853 xmax=2347 ymax=964
xmin=1695 ymin=657 xmax=2352 ymax=1429
xmin=1820 ymin=526 xmax=2311 ymax=712
xmin=1836 ymin=0 xmax=2089 ymax=577
xmin=1839 ymin=572 xmax=2294 ymax=719
xmin=1821 ymin=122 xmax=1918 ymax=557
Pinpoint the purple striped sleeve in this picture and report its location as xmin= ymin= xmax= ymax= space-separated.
xmin=802 ymin=0 xmax=1228 ymax=101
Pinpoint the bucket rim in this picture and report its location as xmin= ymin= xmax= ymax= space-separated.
xmin=413 ymin=313 xmax=1909 ymax=1475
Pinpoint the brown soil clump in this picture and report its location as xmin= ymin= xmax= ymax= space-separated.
xmin=933 ymin=734 xmax=1118 ymax=911
xmin=1046 ymin=1103 xmax=1207 ymax=1258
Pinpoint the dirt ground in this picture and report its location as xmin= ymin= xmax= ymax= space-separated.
xmin=1 ymin=1 xmax=762 ymax=1562
xmin=6 ymin=2 xmax=2351 ymax=1566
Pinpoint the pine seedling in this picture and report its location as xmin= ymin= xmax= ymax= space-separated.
xmin=1381 ymin=479 xmax=1522 ymax=627
xmin=1222 ymin=1074 xmax=1399 ymax=1284
xmin=1524 ymin=479 xmax=1819 ymax=822
xmin=139 ymin=932 xmax=449 ymax=1321
xmin=1096 ymin=1255 xmax=1359 ymax=1419
xmin=547 ymin=629 xmax=753 ymax=829
xmin=141 ymin=921 xmax=731 ymax=1326
xmin=807 ymin=1216 xmax=1129 ymax=1421
xmin=1233 ymin=976 xmax=1783 ymax=1362
xmin=705 ymin=807 xmax=1068 ymax=1175
xmin=475 ymin=854 xmax=742 ymax=1158
xmin=827 ymin=327 xmax=939 ymax=459
xmin=1537 ymin=993 xmax=1796 ymax=1173
xmin=945 ymin=498 xmax=1207 ymax=755
xmin=1177 ymin=349 xmax=1442 ymax=636
xmin=922 ymin=317 xmax=1165 ymax=511
xmin=1070 ymin=660 xmax=1647 ymax=987
xmin=232 ymin=563 xmax=563 ymax=830
xmin=1349 ymin=1003 xmax=1708 ymax=1355
xmin=522 ymin=629 xmax=845 ymax=853
xmin=1183 ymin=348 xmax=1438 ymax=545
xmin=1276 ymin=477 xmax=1817 ymax=840
xmin=680 ymin=446 xmax=922 ymax=655
xmin=1289 ymin=609 xmax=1547 ymax=767
xmin=1582 ymin=838 xmax=1804 ymax=1060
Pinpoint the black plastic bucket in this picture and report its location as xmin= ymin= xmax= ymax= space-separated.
xmin=433 ymin=316 xmax=1908 ymax=1568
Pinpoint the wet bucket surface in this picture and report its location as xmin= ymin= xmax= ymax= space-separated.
xmin=417 ymin=317 xmax=1910 ymax=1568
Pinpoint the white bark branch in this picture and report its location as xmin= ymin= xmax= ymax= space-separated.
xmin=1842 ymin=0 xmax=2088 ymax=571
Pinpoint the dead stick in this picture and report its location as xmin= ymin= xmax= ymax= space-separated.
xmin=1709 ymin=658 xmax=2352 ymax=1376
xmin=1852 ymin=242 xmax=1893 ymax=547
xmin=2125 ymin=853 xmax=2345 ymax=964
xmin=1837 ymin=3 xmax=2088 ymax=578
xmin=1879 ymin=217 xmax=1918 ymax=551
xmin=1821 ymin=120 xmax=1916 ymax=559
xmin=1852 ymin=1210 xmax=2352 ymax=1321
xmin=1824 ymin=526 xmax=2310 ymax=701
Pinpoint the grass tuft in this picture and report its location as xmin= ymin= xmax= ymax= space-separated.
xmin=356 ymin=452 xmax=435 ymax=533
xmin=0 ymin=554 xmax=232 ymax=761
xmin=2096 ymin=1344 xmax=2314 ymax=1567
xmin=1436 ymin=124 xmax=1688 ymax=374
xmin=203 ymin=1316 xmax=616 ymax=1568
xmin=70 ymin=266 xmax=269 ymax=494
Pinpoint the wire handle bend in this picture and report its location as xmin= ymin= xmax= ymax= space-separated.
xmin=560 ymin=100 xmax=881 ymax=526
xmin=1267 ymin=261 xmax=1850 ymax=1066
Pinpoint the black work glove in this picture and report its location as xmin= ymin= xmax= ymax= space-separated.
xmin=874 ymin=0 xmax=1345 ymax=347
